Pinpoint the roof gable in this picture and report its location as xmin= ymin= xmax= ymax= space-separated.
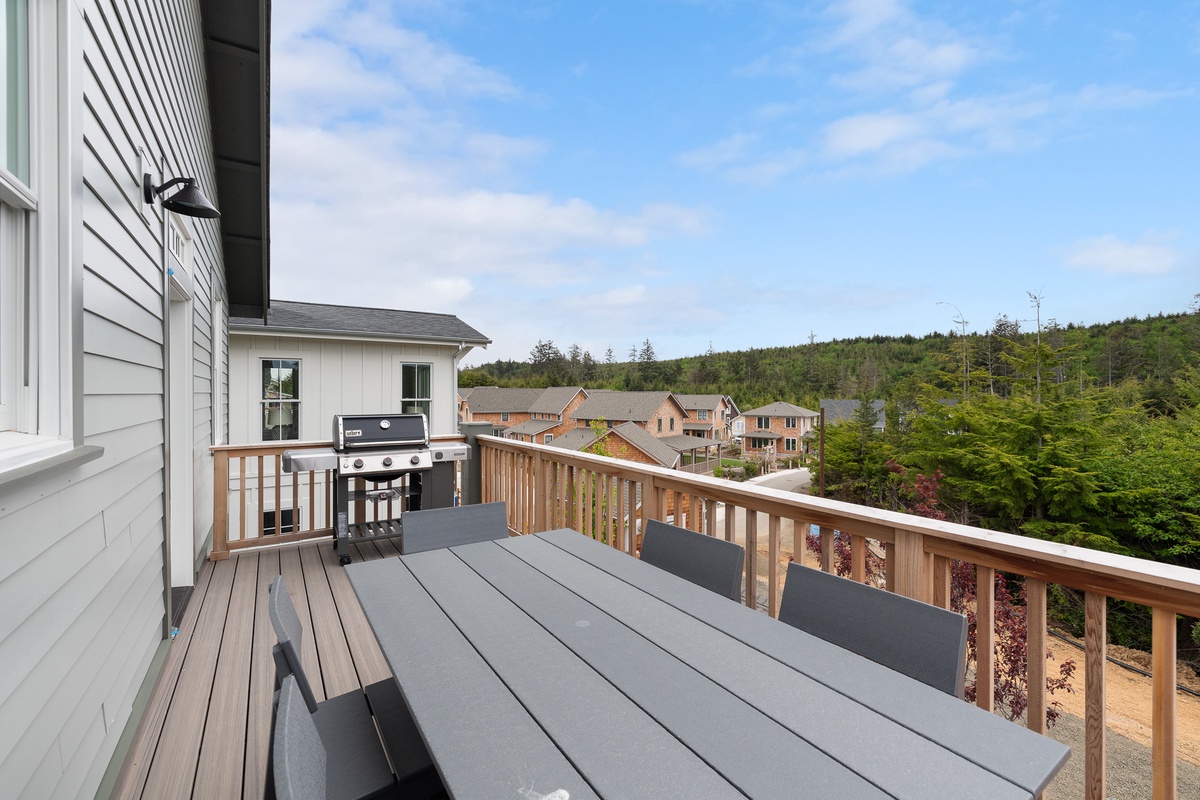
xmin=571 ymin=391 xmax=684 ymax=422
xmin=739 ymin=401 xmax=819 ymax=418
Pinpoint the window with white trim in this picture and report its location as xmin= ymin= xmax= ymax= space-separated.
xmin=785 ymin=437 xmax=798 ymax=451
xmin=543 ymin=434 xmax=553 ymax=444
xmin=401 ymin=363 xmax=432 ymax=421
xmin=0 ymin=0 xmax=29 ymax=435
xmin=261 ymin=359 xmax=300 ymax=441
xmin=785 ymin=417 xmax=797 ymax=428
xmin=697 ymin=409 xmax=708 ymax=420
xmin=756 ymin=416 xmax=769 ymax=429
xmin=501 ymin=412 xmax=509 ymax=422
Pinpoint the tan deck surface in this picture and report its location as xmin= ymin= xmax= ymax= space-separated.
xmin=111 ymin=536 xmax=401 ymax=800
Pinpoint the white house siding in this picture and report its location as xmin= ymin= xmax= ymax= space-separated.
xmin=0 ymin=2 xmax=225 ymax=799
xmin=230 ymin=335 xmax=465 ymax=443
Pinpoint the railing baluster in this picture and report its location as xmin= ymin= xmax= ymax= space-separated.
xmin=1026 ymin=579 xmax=1048 ymax=735
xmin=768 ymin=514 xmax=781 ymax=618
xmin=706 ymin=500 xmax=717 ymax=538
xmin=821 ymin=528 xmax=835 ymax=574
xmin=1085 ymin=591 xmax=1107 ymax=800
xmin=851 ymin=535 xmax=866 ymax=583
xmin=617 ymin=478 xmax=627 ymax=551
xmin=745 ymin=511 xmax=758 ymax=609
xmin=1152 ymin=606 xmax=1177 ymax=800
xmin=976 ymin=565 xmax=995 ymax=712
xmin=932 ymin=555 xmax=951 ymax=610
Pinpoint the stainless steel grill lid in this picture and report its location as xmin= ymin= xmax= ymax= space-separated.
xmin=333 ymin=413 xmax=428 ymax=451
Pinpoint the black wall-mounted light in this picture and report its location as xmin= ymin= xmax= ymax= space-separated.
xmin=143 ymin=174 xmax=221 ymax=218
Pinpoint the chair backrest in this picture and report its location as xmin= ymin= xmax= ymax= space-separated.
xmin=274 ymin=675 xmax=328 ymax=800
xmin=400 ymin=501 xmax=509 ymax=555
xmin=777 ymin=563 xmax=968 ymax=697
xmin=269 ymin=576 xmax=320 ymax=713
xmin=639 ymin=519 xmax=745 ymax=601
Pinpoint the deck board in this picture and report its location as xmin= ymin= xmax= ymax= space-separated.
xmin=110 ymin=538 xmax=401 ymax=800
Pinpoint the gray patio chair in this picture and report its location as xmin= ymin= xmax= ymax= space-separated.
xmin=399 ymin=501 xmax=509 ymax=555
xmin=268 ymin=576 xmax=437 ymax=791
xmin=273 ymin=673 xmax=397 ymax=800
xmin=639 ymin=519 xmax=745 ymax=601
xmin=777 ymin=562 xmax=968 ymax=697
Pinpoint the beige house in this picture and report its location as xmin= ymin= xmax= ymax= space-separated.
xmin=737 ymin=401 xmax=820 ymax=458
xmin=570 ymin=391 xmax=688 ymax=438
xmin=674 ymin=394 xmax=739 ymax=441
xmin=466 ymin=386 xmax=589 ymax=444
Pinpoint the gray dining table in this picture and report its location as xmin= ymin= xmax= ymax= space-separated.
xmin=346 ymin=529 xmax=1070 ymax=800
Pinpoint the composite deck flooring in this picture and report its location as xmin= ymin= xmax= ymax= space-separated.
xmin=111 ymin=535 xmax=403 ymax=800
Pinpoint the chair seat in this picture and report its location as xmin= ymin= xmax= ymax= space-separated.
xmin=310 ymin=691 xmax=396 ymax=800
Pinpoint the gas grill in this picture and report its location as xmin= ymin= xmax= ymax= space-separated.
xmin=282 ymin=412 xmax=469 ymax=565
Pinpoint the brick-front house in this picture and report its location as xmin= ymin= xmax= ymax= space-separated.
xmin=570 ymin=391 xmax=689 ymax=438
xmin=549 ymin=422 xmax=680 ymax=469
xmin=466 ymin=386 xmax=589 ymax=443
xmin=737 ymin=401 xmax=820 ymax=457
xmin=458 ymin=386 xmax=486 ymax=424
xmin=674 ymin=394 xmax=739 ymax=441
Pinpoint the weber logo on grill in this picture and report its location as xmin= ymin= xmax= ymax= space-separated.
xmin=345 ymin=429 xmax=363 ymax=437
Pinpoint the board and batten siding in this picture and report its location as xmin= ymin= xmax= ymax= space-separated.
xmin=230 ymin=335 xmax=465 ymax=444
xmin=0 ymin=2 xmax=226 ymax=799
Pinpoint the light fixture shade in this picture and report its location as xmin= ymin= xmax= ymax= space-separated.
xmin=142 ymin=174 xmax=221 ymax=218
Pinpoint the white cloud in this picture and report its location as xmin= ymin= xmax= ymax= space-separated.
xmin=1063 ymin=233 xmax=1180 ymax=276
xmin=823 ymin=112 xmax=923 ymax=157
xmin=269 ymin=3 xmax=709 ymax=360
xmin=678 ymin=133 xmax=759 ymax=170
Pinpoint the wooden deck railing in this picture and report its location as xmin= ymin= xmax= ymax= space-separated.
xmin=211 ymin=436 xmax=465 ymax=559
xmin=479 ymin=434 xmax=1200 ymax=800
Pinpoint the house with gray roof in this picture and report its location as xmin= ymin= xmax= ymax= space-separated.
xmin=570 ymin=391 xmax=689 ymax=439
xmin=464 ymin=386 xmax=589 ymax=445
xmin=549 ymin=422 xmax=681 ymax=469
xmin=230 ymin=300 xmax=489 ymax=444
xmin=736 ymin=401 xmax=820 ymax=459
xmin=674 ymin=394 xmax=739 ymax=441
xmin=820 ymin=399 xmax=886 ymax=432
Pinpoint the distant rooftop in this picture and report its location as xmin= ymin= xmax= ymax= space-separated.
xmin=230 ymin=299 xmax=490 ymax=345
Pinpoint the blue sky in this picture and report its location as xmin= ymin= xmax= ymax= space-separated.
xmin=269 ymin=1 xmax=1200 ymax=366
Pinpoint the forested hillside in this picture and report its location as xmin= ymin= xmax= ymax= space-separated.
xmin=463 ymin=305 xmax=1200 ymax=413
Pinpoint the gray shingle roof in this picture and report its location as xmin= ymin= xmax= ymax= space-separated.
xmin=571 ymin=391 xmax=680 ymax=423
xmin=673 ymin=394 xmax=723 ymax=411
xmin=657 ymin=434 xmax=719 ymax=452
xmin=528 ymin=387 xmax=586 ymax=414
xmin=606 ymin=423 xmax=679 ymax=467
xmin=466 ymin=388 xmax=547 ymax=414
xmin=546 ymin=428 xmax=600 ymax=452
xmin=466 ymin=386 xmax=585 ymax=415
xmin=682 ymin=422 xmax=712 ymax=431
xmin=503 ymin=419 xmax=559 ymax=436
xmin=820 ymin=399 xmax=886 ymax=429
xmin=741 ymin=430 xmax=781 ymax=440
xmin=739 ymin=401 xmax=819 ymax=418
xmin=546 ymin=422 xmax=679 ymax=468
xmin=230 ymin=300 xmax=490 ymax=344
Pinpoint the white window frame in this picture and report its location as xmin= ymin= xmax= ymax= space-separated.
xmin=785 ymin=437 xmax=798 ymax=451
xmin=756 ymin=416 xmax=769 ymax=429
xmin=400 ymin=362 xmax=432 ymax=423
xmin=697 ymin=409 xmax=708 ymax=420
xmin=785 ymin=417 xmax=797 ymax=428
xmin=500 ymin=412 xmax=509 ymax=422
xmin=260 ymin=358 xmax=301 ymax=443
xmin=0 ymin=2 xmax=85 ymax=479
xmin=543 ymin=433 xmax=553 ymax=444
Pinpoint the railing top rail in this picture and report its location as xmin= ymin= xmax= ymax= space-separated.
xmin=211 ymin=433 xmax=467 ymax=455
xmin=479 ymin=435 xmax=1200 ymax=612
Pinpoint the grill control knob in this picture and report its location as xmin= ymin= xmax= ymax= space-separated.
xmin=382 ymin=456 xmax=393 ymax=468
xmin=410 ymin=454 xmax=422 ymax=466
xmin=352 ymin=458 xmax=364 ymax=470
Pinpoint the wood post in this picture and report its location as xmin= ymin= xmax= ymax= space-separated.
xmin=1152 ymin=606 xmax=1177 ymax=800
xmin=1026 ymin=579 xmax=1048 ymax=735
xmin=1085 ymin=591 xmax=1107 ymax=800
xmin=976 ymin=565 xmax=995 ymax=712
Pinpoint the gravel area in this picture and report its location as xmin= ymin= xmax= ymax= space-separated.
xmin=1043 ymin=711 xmax=1200 ymax=800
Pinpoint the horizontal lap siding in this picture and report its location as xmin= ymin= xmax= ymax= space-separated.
xmin=0 ymin=1 xmax=225 ymax=798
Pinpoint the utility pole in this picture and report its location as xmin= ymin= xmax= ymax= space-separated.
xmin=818 ymin=407 xmax=826 ymax=498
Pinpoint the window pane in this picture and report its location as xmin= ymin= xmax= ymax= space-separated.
xmin=1 ymin=0 xmax=29 ymax=184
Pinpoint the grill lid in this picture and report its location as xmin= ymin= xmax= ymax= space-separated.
xmin=333 ymin=413 xmax=428 ymax=451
